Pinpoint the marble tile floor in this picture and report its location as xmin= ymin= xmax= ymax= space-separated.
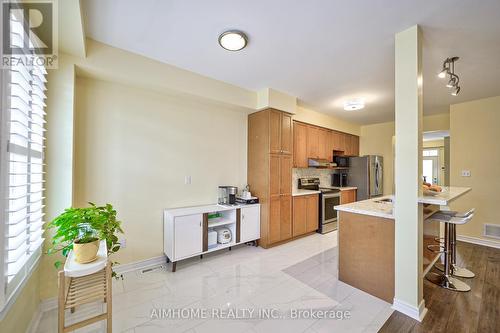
xmin=36 ymin=231 xmax=393 ymax=333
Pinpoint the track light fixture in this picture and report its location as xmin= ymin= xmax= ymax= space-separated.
xmin=438 ymin=57 xmax=461 ymax=96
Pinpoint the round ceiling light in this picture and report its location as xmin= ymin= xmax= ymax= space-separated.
xmin=218 ymin=30 xmax=248 ymax=51
xmin=343 ymin=99 xmax=365 ymax=111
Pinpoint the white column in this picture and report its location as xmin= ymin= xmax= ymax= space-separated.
xmin=393 ymin=25 xmax=426 ymax=321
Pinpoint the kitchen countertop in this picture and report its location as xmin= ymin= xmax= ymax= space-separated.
xmin=335 ymin=195 xmax=395 ymax=219
xmin=418 ymin=186 xmax=471 ymax=205
xmin=325 ymin=186 xmax=358 ymax=191
xmin=165 ymin=202 xmax=260 ymax=217
xmin=292 ymin=189 xmax=321 ymax=197
xmin=335 ymin=186 xmax=472 ymax=219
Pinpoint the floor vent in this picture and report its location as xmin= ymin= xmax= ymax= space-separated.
xmin=141 ymin=265 xmax=165 ymax=274
xmin=484 ymin=224 xmax=500 ymax=240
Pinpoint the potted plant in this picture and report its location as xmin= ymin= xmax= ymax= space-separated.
xmin=47 ymin=202 xmax=124 ymax=277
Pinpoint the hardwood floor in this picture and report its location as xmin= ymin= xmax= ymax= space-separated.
xmin=379 ymin=241 xmax=500 ymax=333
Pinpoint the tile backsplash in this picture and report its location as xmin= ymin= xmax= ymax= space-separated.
xmin=292 ymin=168 xmax=334 ymax=189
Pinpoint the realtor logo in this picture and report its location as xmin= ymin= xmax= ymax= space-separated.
xmin=2 ymin=0 xmax=58 ymax=68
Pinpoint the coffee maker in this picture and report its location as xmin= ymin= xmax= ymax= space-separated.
xmin=218 ymin=186 xmax=238 ymax=205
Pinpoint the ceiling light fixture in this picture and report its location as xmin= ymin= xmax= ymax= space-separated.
xmin=438 ymin=57 xmax=461 ymax=96
xmin=343 ymin=99 xmax=365 ymax=111
xmin=451 ymin=86 xmax=461 ymax=96
xmin=218 ymin=30 xmax=248 ymax=51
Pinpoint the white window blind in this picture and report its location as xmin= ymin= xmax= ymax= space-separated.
xmin=3 ymin=11 xmax=47 ymax=291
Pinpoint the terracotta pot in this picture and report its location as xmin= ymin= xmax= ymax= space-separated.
xmin=73 ymin=239 xmax=99 ymax=263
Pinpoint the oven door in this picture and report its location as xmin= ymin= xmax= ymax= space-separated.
xmin=322 ymin=192 xmax=341 ymax=232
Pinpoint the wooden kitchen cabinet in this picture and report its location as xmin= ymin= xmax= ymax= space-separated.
xmin=343 ymin=135 xmax=360 ymax=156
xmin=352 ymin=135 xmax=359 ymax=156
xmin=269 ymin=110 xmax=292 ymax=155
xmin=248 ymin=109 xmax=294 ymax=248
xmin=292 ymin=196 xmax=307 ymax=237
xmin=293 ymin=122 xmax=308 ymax=168
xmin=280 ymin=154 xmax=292 ymax=195
xmin=306 ymin=125 xmax=320 ymax=159
xmin=305 ymin=194 xmax=319 ymax=233
xmin=281 ymin=113 xmax=293 ymax=155
xmin=269 ymin=196 xmax=281 ymax=244
xmin=341 ymin=189 xmax=357 ymax=204
xmin=269 ymin=154 xmax=280 ymax=196
xmin=280 ymin=195 xmax=292 ymax=240
xmin=293 ymin=194 xmax=319 ymax=237
xmin=318 ymin=128 xmax=330 ymax=160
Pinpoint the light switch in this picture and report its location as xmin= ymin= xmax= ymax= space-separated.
xmin=185 ymin=176 xmax=192 ymax=184
xmin=461 ymin=170 xmax=471 ymax=177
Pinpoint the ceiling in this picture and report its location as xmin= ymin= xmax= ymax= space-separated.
xmin=82 ymin=0 xmax=500 ymax=125
xmin=423 ymin=130 xmax=450 ymax=141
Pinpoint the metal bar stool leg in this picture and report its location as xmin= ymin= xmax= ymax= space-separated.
xmin=435 ymin=224 xmax=475 ymax=278
xmin=426 ymin=222 xmax=471 ymax=292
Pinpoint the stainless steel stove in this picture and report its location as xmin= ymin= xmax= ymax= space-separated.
xmin=298 ymin=178 xmax=341 ymax=234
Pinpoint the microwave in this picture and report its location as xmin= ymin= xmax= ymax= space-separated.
xmin=334 ymin=156 xmax=349 ymax=168
xmin=332 ymin=173 xmax=349 ymax=187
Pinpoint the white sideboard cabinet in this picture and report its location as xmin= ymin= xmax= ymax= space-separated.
xmin=164 ymin=204 xmax=260 ymax=271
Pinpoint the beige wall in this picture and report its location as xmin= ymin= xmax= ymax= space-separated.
xmin=73 ymin=77 xmax=248 ymax=264
xmin=360 ymin=113 xmax=450 ymax=195
xmin=360 ymin=121 xmax=395 ymax=195
xmin=450 ymin=96 xmax=500 ymax=245
xmin=294 ymin=105 xmax=361 ymax=135
xmin=0 ymin=267 xmax=40 ymax=333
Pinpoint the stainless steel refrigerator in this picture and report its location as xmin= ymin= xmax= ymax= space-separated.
xmin=348 ymin=155 xmax=383 ymax=200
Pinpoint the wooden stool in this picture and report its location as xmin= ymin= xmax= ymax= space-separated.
xmin=58 ymin=241 xmax=112 ymax=333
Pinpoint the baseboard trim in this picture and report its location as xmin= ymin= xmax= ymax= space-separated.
xmin=457 ymin=235 xmax=500 ymax=249
xmin=392 ymin=298 xmax=427 ymax=322
xmin=30 ymin=255 xmax=167 ymax=333
xmin=26 ymin=306 xmax=42 ymax=333
xmin=113 ymin=255 xmax=167 ymax=274
xmin=40 ymin=297 xmax=57 ymax=312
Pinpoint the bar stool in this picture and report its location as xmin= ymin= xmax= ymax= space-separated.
xmin=425 ymin=209 xmax=475 ymax=292
xmin=434 ymin=209 xmax=475 ymax=278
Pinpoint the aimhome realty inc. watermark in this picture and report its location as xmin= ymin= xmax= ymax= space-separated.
xmin=2 ymin=0 xmax=58 ymax=68
xmin=150 ymin=307 xmax=352 ymax=320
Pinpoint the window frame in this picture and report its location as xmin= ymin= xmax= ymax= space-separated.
xmin=0 ymin=3 xmax=45 ymax=315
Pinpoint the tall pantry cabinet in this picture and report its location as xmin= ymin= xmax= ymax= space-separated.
xmin=248 ymin=109 xmax=293 ymax=248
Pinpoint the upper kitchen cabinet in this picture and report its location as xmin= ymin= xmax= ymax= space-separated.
xmin=270 ymin=110 xmax=292 ymax=155
xmin=318 ymin=128 xmax=330 ymax=160
xmin=343 ymin=134 xmax=360 ymax=156
xmin=331 ymin=131 xmax=345 ymax=152
xmin=351 ymin=135 xmax=360 ymax=156
xmin=306 ymin=125 xmax=320 ymax=159
xmin=293 ymin=122 xmax=308 ymax=168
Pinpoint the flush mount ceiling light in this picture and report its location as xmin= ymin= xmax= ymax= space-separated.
xmin=218 ymin=30 xmax=248 ymax=51
xmin=438 ymin=57 xmax=461 ymax=96
xmin=343 ymin=99 xmax=365 ymax=111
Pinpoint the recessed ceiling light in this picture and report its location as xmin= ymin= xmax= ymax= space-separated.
xmin=218 ymin=30 xmax=248 ymax=51
xmin=343 ymin=99 xmax=365 ymax=111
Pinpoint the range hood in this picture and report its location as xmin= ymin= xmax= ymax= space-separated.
xmin=308 ymin=158 xmax=334 ymax=168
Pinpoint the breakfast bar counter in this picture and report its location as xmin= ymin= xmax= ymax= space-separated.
xmin=334 ymin=186 xmax=471 ymax=303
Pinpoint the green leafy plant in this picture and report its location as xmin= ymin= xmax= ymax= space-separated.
xmin=46 ymin=202 xmax=124 ymax=278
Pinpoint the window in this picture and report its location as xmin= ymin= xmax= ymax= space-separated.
xmin=0 ymin=8 xmax=47 ymax=311
xmin=422 ymin=149 xmax=438 ymax=157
